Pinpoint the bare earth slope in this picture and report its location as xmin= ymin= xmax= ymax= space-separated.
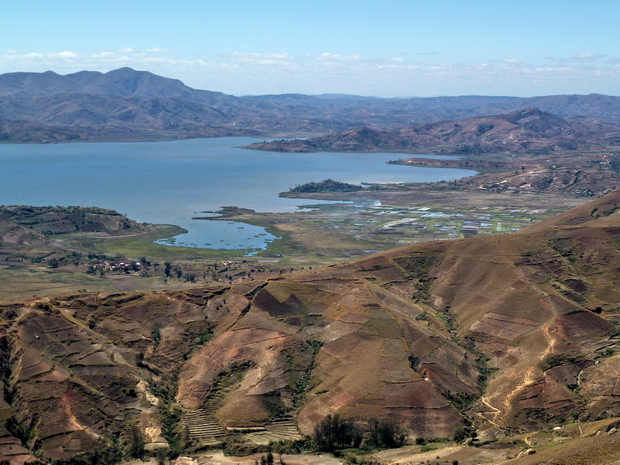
xmin=2 ymin=191 xmax=620 ymax=461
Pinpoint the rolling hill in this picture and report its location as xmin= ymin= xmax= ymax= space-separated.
xmin=2 ymin=190 xmax=620 ymax=461
xmin=245 ymin=107 xmax=620 ymax=154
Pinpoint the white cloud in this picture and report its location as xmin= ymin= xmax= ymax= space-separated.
xmin=570 ymin=53 xmax=605 ymax=63
xmin=92 ymin=51 xmax=116 ymax=59
xmin=224 ymin=52 xmax=293 ymax=63
xmin=50 ymin=51 xmax=78 ymax=59
xmin=1 ymin=49 xmax=619 ymax=97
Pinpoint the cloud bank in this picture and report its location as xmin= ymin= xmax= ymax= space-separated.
xmin=2 ymin=48 xmax=619 ymax=97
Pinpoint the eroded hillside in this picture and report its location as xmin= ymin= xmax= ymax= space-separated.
xmin=2 ymin=191 xmax=620 ymax=461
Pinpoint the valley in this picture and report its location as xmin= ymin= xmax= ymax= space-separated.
xmin=0 ymin=187 xmax=589 ymax=303
xmin=3 ymin=68 xmax=620 ymax=464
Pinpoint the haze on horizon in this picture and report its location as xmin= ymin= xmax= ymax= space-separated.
xmin=2 ymin=0 xmax=619 ymax=98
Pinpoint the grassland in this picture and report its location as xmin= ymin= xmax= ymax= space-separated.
xmin=0 ymin=187 xmax=590 ymax=303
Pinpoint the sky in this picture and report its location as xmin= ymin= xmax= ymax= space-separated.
xmin=2 ymin=0 xmax=620 ymax=98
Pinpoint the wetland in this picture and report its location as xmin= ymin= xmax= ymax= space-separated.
xmin=0 ymin=137 xmax=596 ymax=300
xmin=0 ymin=137 xmax=475 ymax=250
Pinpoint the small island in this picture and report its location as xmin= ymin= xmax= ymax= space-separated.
xmin=282 ymin=179 xmax=364 ymax=195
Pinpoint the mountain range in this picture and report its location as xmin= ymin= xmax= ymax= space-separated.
xmin=2 ymin=68 xmax=620 ymax=142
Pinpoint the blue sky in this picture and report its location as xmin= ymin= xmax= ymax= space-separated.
xmin=2 ymin=0 xmax=619 ymax=97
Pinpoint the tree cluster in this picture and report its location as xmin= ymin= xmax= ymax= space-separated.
xmin=313 ymin=414 xmax=407 ymax=453
xmin=287 ymin=179 xmax=363 ymax=194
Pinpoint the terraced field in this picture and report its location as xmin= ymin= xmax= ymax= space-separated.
xmin=181 ymin=410 xmax=226 ymax=445
xmin=241 ymin=417 xmax=301 ymax=444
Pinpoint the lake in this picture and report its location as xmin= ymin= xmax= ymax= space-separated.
xmin=0 ymin=137 xmax=476 ymax=250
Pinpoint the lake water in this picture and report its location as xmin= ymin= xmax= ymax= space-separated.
xmin=0 ymin=137 xmax=476 ymax=250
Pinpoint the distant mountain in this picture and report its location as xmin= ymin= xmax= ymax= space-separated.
xmin=0 ymin=69 xmax=260 ymax=141
xmin=249 ymin=93 xmax=620 ymax=122
xmin=2 ymin=68 xmax=620 ymax=142
xmin=245 ymin=108 xmax=620 ymax=154
xmin=0 ymin=67 xmax=231 ymax=103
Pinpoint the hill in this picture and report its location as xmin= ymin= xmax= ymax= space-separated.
xmin=244 ymin=108 xmax=620 ymax=154
xmin=2 ymin=191 xmax=620 ymax=461
xmin=3 ymin=68 xmax=620 ymax=142
xmin=0 ymin=205 xmax=149 ymax=246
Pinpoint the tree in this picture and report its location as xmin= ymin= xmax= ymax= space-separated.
xmin=127 ymin=426 xmax=145 ymax=459
xmin=275 ymin=442 xmax=287 ymax=465
xmin=377 ymin=418 xmax=407 ymax=448
xmin=370 ymin=418 xmax=407 ymax=449
xmin=156 ymin=447 xmax=167 ymax=465
xmin=180 ymin=424 xmax=191 ymax=449
xmin=152 ymin=327 xmax=161 ymax=348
